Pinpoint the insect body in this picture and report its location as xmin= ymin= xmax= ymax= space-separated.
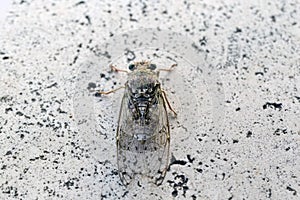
xmin=100 ymin=61 xmax=176 ymax=186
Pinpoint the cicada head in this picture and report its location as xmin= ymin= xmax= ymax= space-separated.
xmin=128 ymin=61 xmax=157 ymax=72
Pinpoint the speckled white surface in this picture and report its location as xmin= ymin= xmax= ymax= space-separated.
xmin=1 ymin=0 xmax=300 ymax=199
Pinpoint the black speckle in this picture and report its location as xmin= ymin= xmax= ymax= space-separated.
xmin=246 ymin=131 xmax=252 ymax=138
xmin=285 ymin=147 xmax=290 ymax=151
xmin=85 ymin=15 xmax=91 ymax=24
xmin=255 ymin=72 xmax=264 ymax=76
xmin=172 ymin=190 xmax=178 ymax=197
xmin=137 ymin=181 xmax=142 ymax=187
xmin=125 ymin=49 xmax=136 ymax=62
xmin=187 ymin=154 xmax=195 ymax=163
xmin=199 ymin=37 xmax=207 ymax=46
xmin=46 ymin=82 xmax=58 ymax=89
xmin=0 ymin=95 xmax=13 ymax=103
xmin=170 ymin=155 xmax=187 ymax=166
xmin=262 ymin=102 xmax=282 ymax=110
xmin=129 ymin=13 xmax=138 ymax=22
xmin=273 ymin=128 xmax=287 ymax=136
xmin=196 ymin=168 xmax=203 ymax=173
xmin=64 ymin=180 xmax=74 ymax=189
xmin=233 ymin=139 xmax=239 ymax=143
xmin=235 ymin=107 xmax=240 ymax=111
xmin=2 ymin=56 xmax=9 ymax=60
xmin=94 ymin=92 xmax=101 ymax=97
xmin=294 ymin=96 xmax=300 ymax=102
xmin=5 ymin=107 xmax=13 ymax=113
xmin=74 ymin=1 xmax=85 ymax=6
xmin=286 ymin=186 xmax=297 ymax=195
xmin=122 ymin=191 xmax=129 ymax=198
xmin=234 ymin=27 xmax=242 ymax=33
xmin=271 ymin=15 xmax=276 ymax=22
xmin=16 ymin=111 xmax=24 ymax=116
xmin=5 ymin=151 xmax=12 ymax=156
xmin=87 ymin=82 xmax=96 ymax=90
xmin=267 ymin=188 xmax=272 ymax=198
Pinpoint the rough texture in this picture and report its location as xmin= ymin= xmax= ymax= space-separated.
xmin=0 ymin=0 xmax=299 ymax=199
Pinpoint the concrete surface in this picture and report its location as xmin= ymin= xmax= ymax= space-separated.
xmin=0 ymin=0 xmax=300 ymax=199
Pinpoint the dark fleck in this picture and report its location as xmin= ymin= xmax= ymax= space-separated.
xmin=199 ymin=37 xmax=207 ymax=46
xmin=172 ymin=190 xmax=178 ymax=197
xmin=64 ymin=180 xmax=74 ymax=189
xmin=255 ymin=72 xmax=264 ymax=76
xmin=74 ymin=1 xmax=85 ymax=6
xmin=137 ymin=181 xmax=142 ymax=187
xmin=0 ymin=95 xmax=13 ymax=102
xmin=125 ymin=49 xmax=136 ymax=62
xmin=170 ymin=155 xmax=187 ymax=166
xmin=235 ymin=107 xmax=240 ymax=111
xmin=46 ymin=82 xmax=58 ymax=89
xmin=87 ymin=82 xmax=96 ymax=90
xmin=274 ymin=128 xmax=287 ymax=136
xmin=271 ymin=15 xmax=276 ymax=22
xmin=235 ymin=27 xmax=242 ymax=33
xmin=94 ymin=92 xmax=101 ymax=97
xmin=286 ymin=186 xmax=297 ymax=195
xmin=2 ymin=56 xmax=9 ymax=60
xmin=246 ymin=131 xmax=252 ymax=138
xmin=16 ymin=111 xmax=24 ymax=116
xmin=5 ymin=107 xmax=13 ymax=113
xmin=122 ymin=191 xmax=129 ymax=197
xmin=85 ymin=15 xmax=91 ymax=24
xmin=267 ymin=188 xmax=272 ymax=198
xmin=187 ymin=154 xmax=195 ymax=163
xmin=262 ymin=102 xmax=282 ymax=110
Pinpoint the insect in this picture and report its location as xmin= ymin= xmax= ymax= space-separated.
xmin=98 ymin=61 xmax=177 ymax=186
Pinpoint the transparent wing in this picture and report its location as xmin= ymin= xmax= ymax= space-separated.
xmin=116 ymin=90 xmax=170 ymax=186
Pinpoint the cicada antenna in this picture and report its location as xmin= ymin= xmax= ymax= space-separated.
xmin=110 ymin=64 xmax=129 ymax=73
xmin=96 ymin=86 xmax=125 ymax=95
xmin=158 ymin=63 xmax=177 ymax=72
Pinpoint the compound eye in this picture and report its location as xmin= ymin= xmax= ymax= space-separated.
xmin=128 ymin=64 xmax=135 ymax=71
xmin=148 ymin=64 xmax=156 ymax=70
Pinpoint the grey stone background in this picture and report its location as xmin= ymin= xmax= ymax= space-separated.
xmin=0 ymin=0 xmax=299 ymax=199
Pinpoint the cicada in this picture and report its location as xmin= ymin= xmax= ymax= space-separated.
xmin=99 ymin=61 xmax=177 ymax=186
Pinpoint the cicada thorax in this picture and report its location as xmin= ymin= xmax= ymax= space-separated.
xmin=126 ymin=72 xmax=161 ymax=139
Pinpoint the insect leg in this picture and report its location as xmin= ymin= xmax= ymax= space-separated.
xmin=97 ymin=86 xmax=125 ymax=95
xmin=158 ymin=63 xmax=177 ymax=72
xmin=161 ymin=90 xmax=177 ymax=116
xmin=110 ymin=64 xmax=129 ymax=73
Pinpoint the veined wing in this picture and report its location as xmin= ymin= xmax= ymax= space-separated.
xmin=116 ymin=90 xmax=170 ymax=186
